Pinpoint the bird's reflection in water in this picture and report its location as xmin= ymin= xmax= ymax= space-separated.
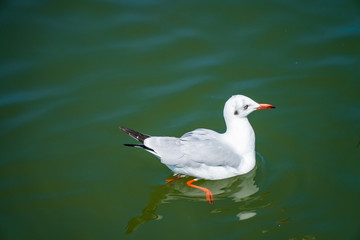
xmin=126 ymin=167 xmax=271 ymax=234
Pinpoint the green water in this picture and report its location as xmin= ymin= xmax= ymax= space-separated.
xmin=1 ymin=0 xmax=360 ymax=239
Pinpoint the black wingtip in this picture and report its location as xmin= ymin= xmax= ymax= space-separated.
xmin=123 ymin=144 xmax=137 ymax=147
xmin=119 ymin=126 xmax=150 ymax=143
xmin=123 ymin=143 xmax=154 ymax=152
xmin=119 ymin=126 xmax=127 ymax=131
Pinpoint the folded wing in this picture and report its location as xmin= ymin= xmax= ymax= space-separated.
xmin=144 ymin=128 xmax=242 ymax=168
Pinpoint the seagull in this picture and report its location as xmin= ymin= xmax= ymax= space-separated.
xmin=119 ymin=95 xmax=275 ymax=204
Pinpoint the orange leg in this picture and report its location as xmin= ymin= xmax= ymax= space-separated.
xmin=186 ymin=179 xmax=214 ymax=204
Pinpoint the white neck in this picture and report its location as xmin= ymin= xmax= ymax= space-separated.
xmin=222 ymin=116 xmax=256 ymax=173
xmin=224 ymin=117 xmax=255 ymax=149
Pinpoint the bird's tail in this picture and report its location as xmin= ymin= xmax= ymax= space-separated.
xmin=119 ymin=126 xmax=150 ymax=143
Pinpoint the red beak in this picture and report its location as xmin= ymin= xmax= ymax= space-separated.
xmin=257 ymin=103 xmax=275 ymax=110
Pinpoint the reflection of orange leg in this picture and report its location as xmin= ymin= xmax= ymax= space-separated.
xmin=166 ymin=174 xmax=183 ymax=183
xmin=186 ymin=179 xmax=214 ymax=204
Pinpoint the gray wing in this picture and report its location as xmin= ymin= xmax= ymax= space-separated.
xmin=144 ymin=136 xmax=184 ymax=165
xmin=144 ymin=128 xmax=241 ymax=168
xmin=179 ymin=129 xmax=241 ymax=167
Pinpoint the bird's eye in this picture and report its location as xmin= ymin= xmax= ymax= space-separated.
xmin=243 ymin=105 xmax=249 ymax=110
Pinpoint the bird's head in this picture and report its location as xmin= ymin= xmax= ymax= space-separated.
xmin=224 ymin=95 xmax=275 ymax=120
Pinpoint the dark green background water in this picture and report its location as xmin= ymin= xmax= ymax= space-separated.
xmin=1 ymin=0 xmax=360 ymax=239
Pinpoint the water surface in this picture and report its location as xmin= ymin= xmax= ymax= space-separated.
xmin=1 ymin=0 xmax=360 ymax=239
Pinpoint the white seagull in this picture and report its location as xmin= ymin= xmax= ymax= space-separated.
xmin=120 ymin=94 xmax=275 ymax=203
